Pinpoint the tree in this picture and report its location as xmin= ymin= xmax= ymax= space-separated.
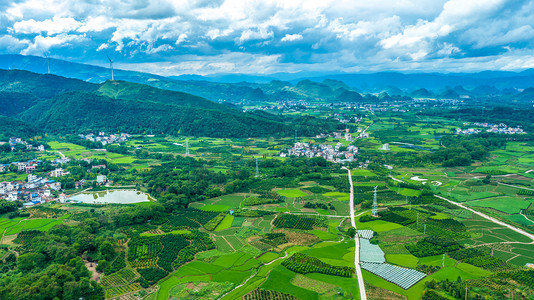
xmin=99 ymin=241 xmax=116 ymax=261
xmin=347 ymin=227 xmax=357 ymax=238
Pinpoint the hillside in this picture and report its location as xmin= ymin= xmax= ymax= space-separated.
xmin=0 ymin=115 xmax=38 ymax=139
xmin=0 ymin=69 xmax=97 ymax=99
xmin=19 ymin=91 xmax=291 ymax=137
xmin=97 ymin=81 xmax=231 ymax=111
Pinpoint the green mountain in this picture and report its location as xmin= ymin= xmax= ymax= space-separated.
xmin=0 ymin=115 xmax=38 ymax=139
xmin=0 ymin=69 xmax=97 ymax=99
xmin=19 ymin=91 xmax=290 ymax=137
xmin=0 ymin=69 xmax=345 ymax=138
xmin=0 ymin=92 xmax=40 ymax=116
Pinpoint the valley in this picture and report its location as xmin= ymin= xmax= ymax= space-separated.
xmin=0 ymin=70 xmax=533 ymax=299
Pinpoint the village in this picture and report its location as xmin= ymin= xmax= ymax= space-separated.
xmin=456 ymin=122 xmax=525 ymax=135
xmin=79 ymin=132 xmax=131 ymax=145
xmin=280 ymin=130 xmax=360 ymax=163
xmin=0 ymin=160 xmax=62 ymax=206
xmin=0 ymin=154 xmax=110 ymax=206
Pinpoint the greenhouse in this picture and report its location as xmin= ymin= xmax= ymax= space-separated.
xmin=361 ymin=262 xmax=426 ymax=289
xmin=358 ymin=229 xmax=374 ymax=239
xmin=359 ymin=238 xmax=385 ymax=263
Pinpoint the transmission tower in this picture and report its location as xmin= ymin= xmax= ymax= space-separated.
xmin=185 ymin=140 xmax=190 ymax=156
xmin=255 ymin=157 xmax=259 ymax=177
xmin=371 ymin=186 xmax=378 ymax=217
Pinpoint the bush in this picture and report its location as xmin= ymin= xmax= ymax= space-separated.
xmin=406 ymin=236 xmax=461 ymax=257
xmin=282 ymin=253 xmax=353 ymax=277
xmin=203 ymin=212 xmax=226 ymax=231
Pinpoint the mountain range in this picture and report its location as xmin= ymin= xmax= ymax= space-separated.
xmin=1 ymin=55 xmax=534 ymax=104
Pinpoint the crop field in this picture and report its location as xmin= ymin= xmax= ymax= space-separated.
xmin=466 ymin=197 xmax=532 ymax=214
xmin=157 ymin=252 xmax=261 ymax=300
xmin=355 ymin=218 xmax=404 ymax=232
xmin=200 ymin=204 xmax=231 ymax=212
xmin=352 ymin=169 xmax=377 ymax=176
xmin=322 ymin=192 xmax=350 ymax=201
xmin=277 ymin=189 xmax=308 ymax=198
xmin=385 ymin=254 xmax=419 ymax=268
xmin=2 ymin=218 xmax=63 ymax=235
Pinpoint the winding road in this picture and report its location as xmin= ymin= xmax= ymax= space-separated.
xmin=342 ymin=167 xmax=367 ymax=300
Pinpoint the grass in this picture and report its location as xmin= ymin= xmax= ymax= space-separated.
xmin=261 ymin=265 xmax=319 ymax=300
xmin=200 ymin=204 xmax=231 ymax=212
xmin=310 ymin=230 xmax=338 ymax=241
xmin=456 ymin=263 xmax=493 ymax=277
xmin=215 ymin=215 xmax=234 ymax=231
xmin=211 ymin=270 xmax=251 ymax=284
xmin=224 ymin=236 xmax=244 ymax=250
xmin=385 ymin=254 xmax=419 ymax=268
xmin=258 ymin=252 xmax=279 ymax=263
xmin=356 ymin=219 xmax=404 ymax=232
xmin=323 ymin=192 xmax=350 ymax=201
xmin=306 ymin=273 xmax=359 ymax=298
xmin=214 ymin=236 xmax=234 ymax=252
xmin=277 ymin=189 xmax=307 ymax=198
xmin=466 ymin=197 xmax=532 ymax=214
xmin=352 ymin=169 xmax=377 ymax=176
xmin=4 ymin=219 xmax=63 ymax=235
xmin=398 ymin=188 xmax=422 ymax=197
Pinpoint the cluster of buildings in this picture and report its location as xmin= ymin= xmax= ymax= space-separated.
xmin=79 ymin=132 xmax=131 ymax=145
xmin=314 ymin=128 xmax=368 ymax=141
xmin=280 ymin=141 xmax=359 ymax=163
xmin=2 ymin=137 xmax=45 ymax=152
xmin=0 ymin=174 xmax=61 ymax=205
xmin=457 ymin=122 xmax=525 ymax=135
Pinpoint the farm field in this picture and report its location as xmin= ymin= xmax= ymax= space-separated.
xmin=2 ymin=103 xmax=534 ymax=300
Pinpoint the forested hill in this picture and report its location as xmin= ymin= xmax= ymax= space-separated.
xmin=0 ymin=69 xmax=344 ymax=138
xmin=18 ymin=91 xmax=290 ymax=137
xmin=0 ymin=69 xmax=97 ymax=99
xmin=97 ymin=81 xmax=231 ymax=111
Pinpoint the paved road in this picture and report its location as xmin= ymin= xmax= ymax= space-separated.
xmin=498 ymin=182 xmax=534 ymax=192
xmin=435 ymin=195 xmax=534 ymax=242
xmin=343 ymin=167 xmax=366 ymax=300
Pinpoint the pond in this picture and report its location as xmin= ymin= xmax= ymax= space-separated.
xmin=70 ymin=190 xmax=152 ymax=204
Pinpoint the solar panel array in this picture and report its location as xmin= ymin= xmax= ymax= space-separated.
xmin=358 ymin=229 xmax=374 ymax=239
xmin=359 ymin=238 xmax=385 ymax=263
xmin=361 ymin=262 xmax=426 ymax=289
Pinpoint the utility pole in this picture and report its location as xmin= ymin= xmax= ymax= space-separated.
xmin=255 ymin=157 xmax=259 ymax=178
xmin=424 ymin=224 xmax=426 ymax=235
xmin=442 ymin=254 xmax=445 ymax=267
xmin=185 ymin=140 xmax=190 ymax=156
xmin=465 ymin=287 xmax=468 ymax=300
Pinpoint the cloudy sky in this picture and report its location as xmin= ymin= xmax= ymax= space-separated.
xmin=1 ymin=0 xmax=534 ymax=76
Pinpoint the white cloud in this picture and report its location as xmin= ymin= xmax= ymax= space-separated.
xmin=13 ymin=16 xmax=81 ymax=35
xmin=20 ymin=33 xmax=85 ymax=55
xmin=281 ymin=34 xmax=303 ymax=42
xmin=0 ymin=0 xmax=533 ymax=75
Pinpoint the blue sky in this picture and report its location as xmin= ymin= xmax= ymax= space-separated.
xmin=1 ymin=0 xmax=533 ymax=76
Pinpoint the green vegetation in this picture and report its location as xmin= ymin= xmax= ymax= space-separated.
xmin=1 ymin=71 xmax=534 ymax=299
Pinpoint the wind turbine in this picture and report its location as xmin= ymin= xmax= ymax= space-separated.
xmin=106 ymin=55 xmax=114 ymax=80
xmin=45 ymin=54 xmax=50 ymax=74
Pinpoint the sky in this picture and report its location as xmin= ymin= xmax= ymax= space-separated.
xmin=1 ymin=0 xmax=534 ymax=76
